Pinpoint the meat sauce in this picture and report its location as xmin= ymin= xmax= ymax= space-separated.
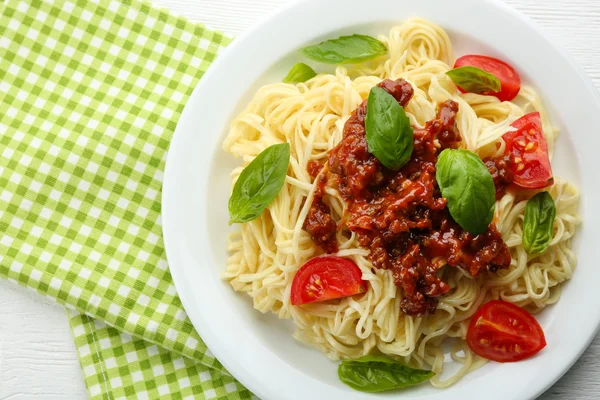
xmin=307 ymin=160 xmax=324 ymax=180
xmin=302 ymin=171 xmax=338 ymax=254
xmin=484 ymin=154 xmax=515 ymax=199
xmin=303 ymin=78 xmax=511 ymax=316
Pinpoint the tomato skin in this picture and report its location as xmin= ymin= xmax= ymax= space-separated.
xmin=503 ymin=112 xmax=554 ymax=189
xmin=454 ymin=55 xmax=521 ymax=101
xmin=290 ymin=256 xmax=367 ymax=306
xmin=466 ymin=300 xmax=546 ymax=363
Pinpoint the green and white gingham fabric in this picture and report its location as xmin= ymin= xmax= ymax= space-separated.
xmin=68 ymin=311 xmax=253 ymax=399
xmin=0 ymin=0 xmax=255 ymax=398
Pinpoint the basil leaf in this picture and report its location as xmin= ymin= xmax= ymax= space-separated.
xmin=338 ymin=355 xmax=434 ymax=393
xmin=446 ymin=66 xmax=501 ymax=94
xmin=228 ymin=143 xmax=290 ymax=224
xmin=365 ymin=86 xmax=414 ymax=170
xmin=436 ymin=149 xmax=496 ymax=235
xmin=523 ymin=191 xmax=556 ymax=254
xmin=282 ymin=63 xmax=317 ymax=83
xmin=300 ymin=34 xmax=387 ymax=64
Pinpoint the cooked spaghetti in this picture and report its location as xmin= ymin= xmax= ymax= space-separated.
xmin=222 ymin=18 xmax=580 ymax=387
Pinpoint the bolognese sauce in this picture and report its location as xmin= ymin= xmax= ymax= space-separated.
xmin=303 ymin=171 xmax=338 ymax=254
xmin=303 ymin=78 xmax=512 ymax=316
xmin=484 ymin=154 xmax=515 ymax=199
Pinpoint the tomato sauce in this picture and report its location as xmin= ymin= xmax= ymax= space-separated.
xmin=307 ymin=160 xmax=324 ymax=179
xmin=484 ymin=154 xmax=515 ymax=199
xmin=304 ymin=79 xmax=511 ymax=315
xmin=303 ymin=171 xmax=338 ymax=254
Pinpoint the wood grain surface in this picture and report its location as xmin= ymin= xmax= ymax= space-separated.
xmin=1 ymin=0 xmax=598 ymax=398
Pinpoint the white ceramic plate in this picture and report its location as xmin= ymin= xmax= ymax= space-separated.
xmin=162 ymin=0 xmax=600 ymax=398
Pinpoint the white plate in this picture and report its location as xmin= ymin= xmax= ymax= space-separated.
xmin=162 ymin=0 xmax=600 ymax=399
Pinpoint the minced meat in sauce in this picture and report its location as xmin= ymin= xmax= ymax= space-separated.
xmin=303 ymin=78 xmax=511 ymax=316
xmin=303 ymin=171 xmax=338 ymax=254
xmin=484 ymin=154 xmax=515 ymax=199
xmin=307 ymin=160 xmax=324 ymax=180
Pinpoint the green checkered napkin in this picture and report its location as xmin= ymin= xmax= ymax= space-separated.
xmin=68 ymin=311 xmax=252 ymax=399
xmin=0 ymin=0 xmax=254 ymax=398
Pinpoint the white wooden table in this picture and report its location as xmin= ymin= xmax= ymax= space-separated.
xmin=1 ymin=0 xmax=599 ymax=398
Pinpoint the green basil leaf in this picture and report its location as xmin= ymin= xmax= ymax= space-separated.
xmin=365 ymin=86 xmax=414 ymax=170
xmin=228 ymin=143 xmax=290 ymax=224
xmin=282 ymin=63 xmax=317 ymax=83
xmin=436 ymin=149 xmax=496 ymax=235
xmin=523 ymin=191 xmax=556 ymax=254
xmin=300 ymin=34 xmax=387 ymax=64
xmin=446 ymin=66 xmax=501 ymax=94
xmin=338 ymin=355 xmax=434 ymax=393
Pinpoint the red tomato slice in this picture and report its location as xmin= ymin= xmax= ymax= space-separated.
xmin=454 ymin=55 xmax=521 ymax=101
xmin=503 ymin=112 xmax=554 ymax=189
xmin=290 ymin=256 xmax=367 ymax=305
xmin=466 ymin=300 xmax=546 ymax=362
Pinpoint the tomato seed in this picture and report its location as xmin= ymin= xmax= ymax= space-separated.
xmin=525 ymin=142 xmax=538 ymax=152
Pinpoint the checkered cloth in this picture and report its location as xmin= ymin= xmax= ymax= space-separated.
xmin=0 ymin=0 xmax=254 ymax=398
xmin=69 ymin=312 xmax=252 ymax=399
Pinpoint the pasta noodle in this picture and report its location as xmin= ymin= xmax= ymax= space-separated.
xmin=222 ymin=18 xmax=580 ymax=387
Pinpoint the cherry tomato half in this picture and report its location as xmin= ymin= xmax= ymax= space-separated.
xmin=290 ymin=256 xmax=367 ymax=305
xmin=503 ymin=112 xmax=553 ymax=189
xmin=466 ymin=300 xmax=547 ymax=362
xmin=454 ymin=55 xmax=521 ymax=101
